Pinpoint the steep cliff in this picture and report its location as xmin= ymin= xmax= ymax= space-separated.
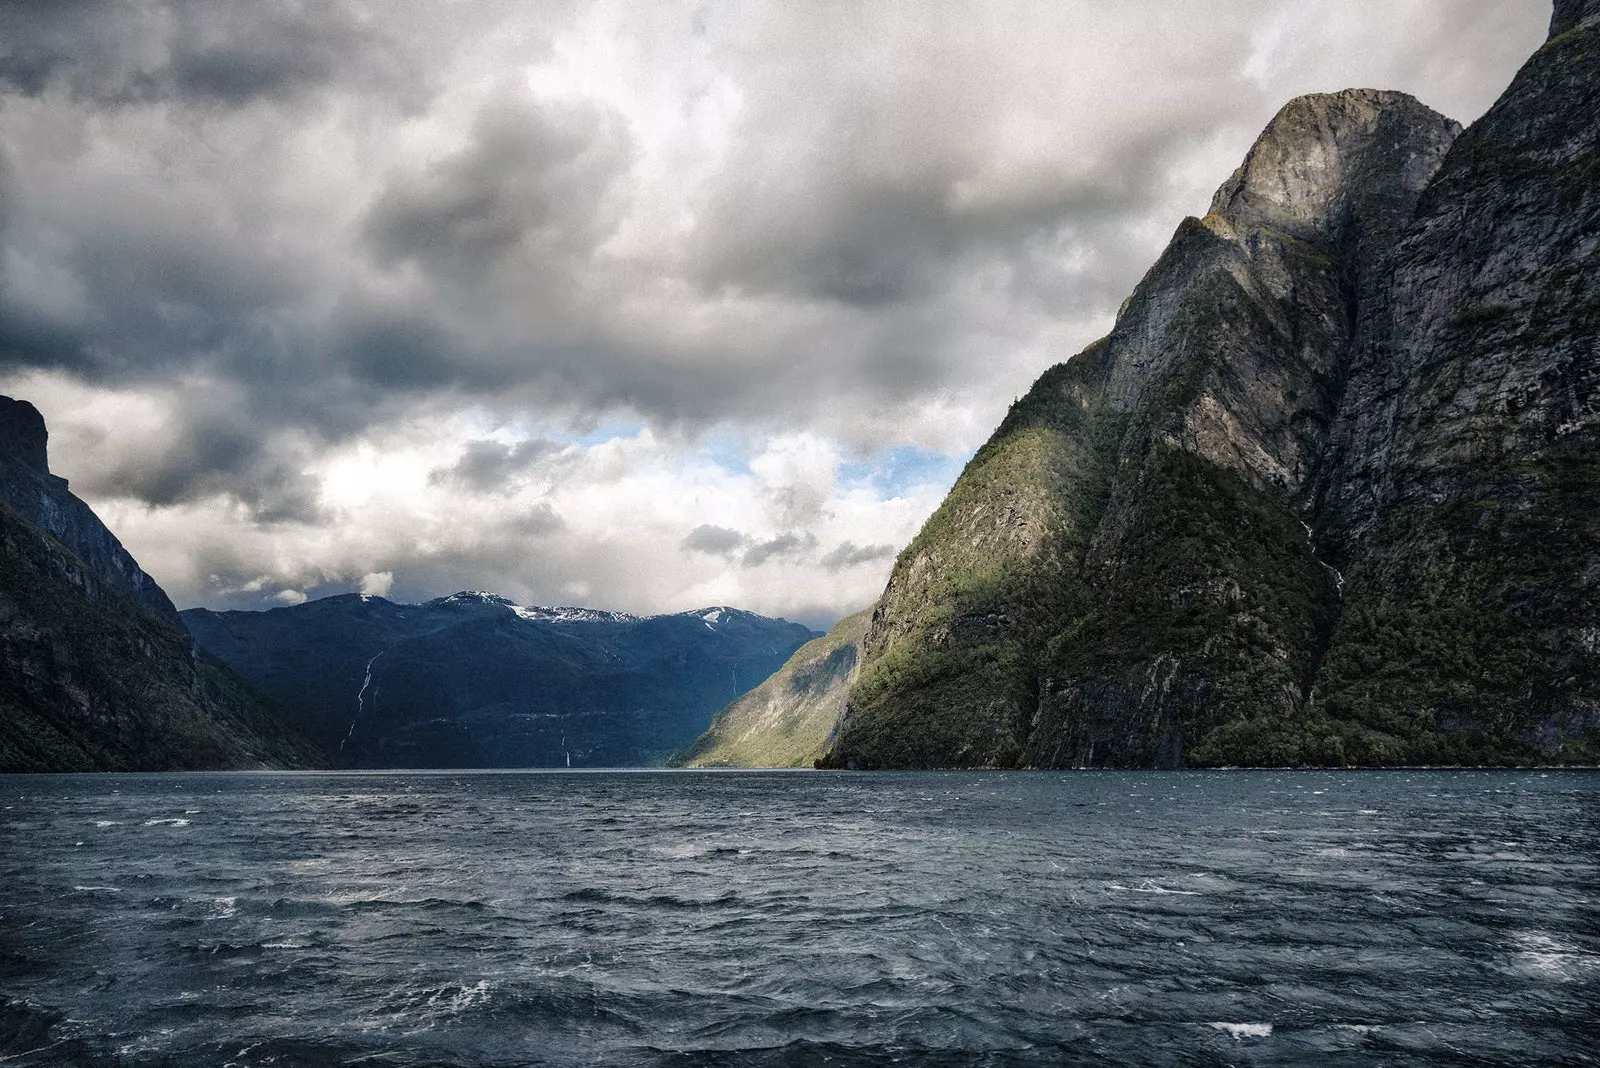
xmin=670 ymin=608 xmax=870 ymax=768
xmin=1298 ymin=9 xmax=1600 ymax=764
xmin=184 ymin=595 xmax=818 ymax=768
xmin=0 ymin=397 xmax=180 ymax=625
xmin=0 ymin=465 xmax=325 ymax=772
xmin=825 ymin=10 xmax=1599 ymax=768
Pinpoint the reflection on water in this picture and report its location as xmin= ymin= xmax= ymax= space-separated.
xmin=1 ymin=769 xmax=1596 ymax=1066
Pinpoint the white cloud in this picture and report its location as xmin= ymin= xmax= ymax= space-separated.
xmin=359 ymin=571 xmax=395 ymax=597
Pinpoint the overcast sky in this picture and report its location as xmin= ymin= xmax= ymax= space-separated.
xmin=0 ymin=0 xmax=1547 ymax=627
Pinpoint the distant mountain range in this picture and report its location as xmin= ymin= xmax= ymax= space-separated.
xmin=183 ymin=593 xmax=818 ymax=768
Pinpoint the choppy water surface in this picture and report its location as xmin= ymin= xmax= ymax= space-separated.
xmin=1 ymin=770 xmax=1596 ymax=1066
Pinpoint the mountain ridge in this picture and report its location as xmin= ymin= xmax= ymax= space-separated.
xmin=183 ymin=591 xmax=819 ymax=768
xmin=821 ymin=11 xmax=1599 ymax=769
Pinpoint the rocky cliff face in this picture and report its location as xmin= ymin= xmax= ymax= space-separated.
xmin=670 ymin=608 xmax=870 ymax=768
xmin=0 ymin=404 xmax=325 ymax=771
xmin=1302 ymin=12 xmax=1600 ymax=762
xmin=0 ymin=397 xmax=179 ymax=624
xmin=825 ymin=10 xmax=1599 ymax=769
xmin=183 ymin=594 xmax=818 ymax=768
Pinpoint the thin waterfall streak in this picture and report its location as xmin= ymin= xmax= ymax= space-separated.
xmin=342 ymin=650 xmax=385 ymax=753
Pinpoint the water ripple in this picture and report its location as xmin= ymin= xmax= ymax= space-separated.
xmin=0 ymin=768 xmax=1596 ymax=1066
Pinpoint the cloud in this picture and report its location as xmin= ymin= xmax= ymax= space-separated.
xmin=364 ymin=95 xmax=632 ymax=280
xmin=428 ymin=438 xmax=561 ymax=492
xmin=682 ymin=524 xmax=746 ymax=557
xmin=821 ymin=541 xmax=897 ymax=572
xmin=359 ymin=571 xmax=394 ymax=597
xmin=0 ymin=1 xmax=1551 ymax=624
xmin=0 ymin=0 xmax=416 ymax=106
xmin=742 ymin=531 xmax=817 ymax=569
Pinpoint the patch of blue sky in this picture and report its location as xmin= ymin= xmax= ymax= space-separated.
xmin=696 ymin=431 xmax=756 ymax=477
xmin=546 ymin=420 xmax=646 ymax=447
xmin=838 ymin=445 xmax=969 ymax=500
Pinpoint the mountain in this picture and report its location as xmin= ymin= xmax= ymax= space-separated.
xmin=182 ymin=594 xmax=818 ymax=768
xmin=0 ymin=397 xmax=326 ymax=772
xmin=0 ymin=397 xmax=179 ymax=624
xmin=823 ymin=5 xmax=1600 ymax=770
xmin=670 ymin=608 xmax=870 ymax=768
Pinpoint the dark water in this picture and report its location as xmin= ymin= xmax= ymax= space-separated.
xmin=1 ymin=771 xmax=1596 ymax=1067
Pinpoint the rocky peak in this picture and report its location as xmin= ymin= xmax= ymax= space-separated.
xmin=1550 ymin=0 xmax=1600 ymax=38
xmin=1207 ymin=89 xmax=1460 ymax=250
xmin=0 ymin=395 xmax=181 ymax=624
xmin=0 ymin=395 xmax=50 ymax=476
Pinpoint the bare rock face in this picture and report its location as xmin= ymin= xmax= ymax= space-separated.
xmin=1550 ymin=0 xmax=1600 ymax=37
xmin=0 ymin=397 xmax=48 ymax=475
xmin=826 ymin=4 xmax=1599 ymax=768
xmin=0 ymin=395 xmax=179 ymax=624
xmin=1310 ymin=11 xmax=1600 ymax=755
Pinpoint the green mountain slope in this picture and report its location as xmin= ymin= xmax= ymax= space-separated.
xmin=670 ymin=609 xmax=871 ymax=768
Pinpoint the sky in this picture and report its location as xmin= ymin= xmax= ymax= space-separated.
xmin=0 ymin=0 xmax=1549 ymax=628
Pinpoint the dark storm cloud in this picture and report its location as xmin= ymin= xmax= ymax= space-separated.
xmin=820 ymin=541 xmax=896 ymax=572
xmin=365 ymin=96 xmax=632 ymax=277
xmin=0 ymin=0 xmax=410 ymax=106
xmin=429 ymin=438 xmax=562 ymax=492
xmin=76 ymin=411 xmax=325 ymax=524
xmin=681 ymin=524 xmax=832 ymax=571
xmin=742 ymin=532 xmax=816 ymax=569
xmin=331 ymin=309 xmax=469 ymax=392
xmin=681 ymin=524 xmax=746 ymax=557
xmin=0 ymin=296 xmax=89 ymax=374
xmin=687 ymin=122 xmax=1199 ymax=313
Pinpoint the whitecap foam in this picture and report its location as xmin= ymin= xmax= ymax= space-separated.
xmin=1210 ymin=1022 xmax=1273 ymax=1038
xmin=91 ymin=820 xmax=122 ymax=828
xmin=448 ymin=979 xmax=492 ymax=1015
xmin=72 ymin=885 xmax=121 ymax=893
xmin=1508 ymin=931 xmax=1599 ymax=981
xmin=1109 ymin=881 xmax=1202 ymax=896
xmin=143 ymin=818 xmax=191 ymax=827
